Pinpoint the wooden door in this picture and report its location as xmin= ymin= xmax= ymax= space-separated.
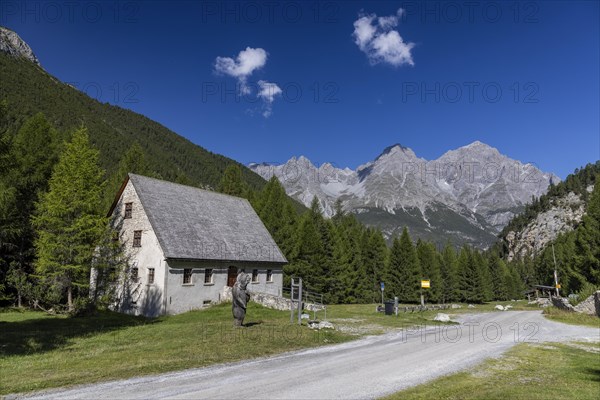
xmin=227 ymin=266 xmax=237 ymax=287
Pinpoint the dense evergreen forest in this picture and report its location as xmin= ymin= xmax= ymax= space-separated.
xmin=0 ymin=47 xmax=598 ymax=311
xmin=495 ymin=162 xmax=600 ymax=296
xmin=0 ymin=103 xmax=531 ymax=312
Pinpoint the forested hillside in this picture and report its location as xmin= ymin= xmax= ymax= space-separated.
xmin=497 ymin=162 xmax=600 ymax=296
xmin=500 ymin=161 xmax=599 ymax=240
xmin=0 ymin=52 xmax=266 ymax=198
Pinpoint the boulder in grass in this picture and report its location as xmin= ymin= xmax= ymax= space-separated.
xmin=308 ymin=321 xmax=335 ymax=330
xmin=494 ymin=305 xmax=505 ymax=311
xmin=433 ymin=313 xmax=450 ymax=322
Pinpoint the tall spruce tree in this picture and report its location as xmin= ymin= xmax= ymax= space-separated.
xmin=104 ymin=142 xmax=150 ymax=211
xmin=389 ymin=228 xmax=421 ymax=303
xmin=253 ymin=177 xmax=297 ymax=258
xmin=361 ymin=228 xmax=388 ymax=303
xmin=2 ymin=113 xmax=61 ymax=305
xmin=217 ymin=164 xmax=248 ymax=197
xmin=287 ymin=197 xmax=327 ymax=293
xmin=417 ymin=240 xmax=442 ymax=303
xmin=440 ymin=243 xmax=458 ymax=303
xmin=32 ymin=128 xmax=106 ymax=311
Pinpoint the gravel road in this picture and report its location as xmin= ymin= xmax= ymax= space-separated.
xmin=16 ymin=311 xmax=600 ymax=400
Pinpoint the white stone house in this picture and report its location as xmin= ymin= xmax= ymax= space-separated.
xmin=103 ymin=173 xmax=286 ymax=317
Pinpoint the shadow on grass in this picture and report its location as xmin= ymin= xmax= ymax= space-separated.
xmin=584 ymin=368 xmax=600 ymax=382
xmin=0 ymin=310 xmax=159 ymax=357
xmin=243 ymin=321 xmax=264 ymax=328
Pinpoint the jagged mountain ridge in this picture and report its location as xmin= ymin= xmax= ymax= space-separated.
xmin=0 ymin=27 xmax=40 ymax=66
xmin=250 ymin=142 xmax=560 ymax=248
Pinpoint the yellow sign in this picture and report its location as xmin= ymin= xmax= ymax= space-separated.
xmin=421 ymin=280 xmax=430 ymax=288
xmin=556 ymin=284 xmax=561 ymax=289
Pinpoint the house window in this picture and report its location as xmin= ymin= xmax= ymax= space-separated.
xmin=131 ymin=267 xmax=139 ymax=281
xmin=204 ymin=268 xmax=213 ymax=284
xmin=266 ymin=269 xmax=273 ymax=282
xmin=252 ymin=269 xmax=259 ymax=283
xmin=133 ymin=230 xmax=142 ymax=247
xmin=124 ymin=202 xmax=133 ymax=219
xmin=183 ymin=268 xmax=192 ymax=284
xmin=148 ymin=268 xmax=155 ymax=284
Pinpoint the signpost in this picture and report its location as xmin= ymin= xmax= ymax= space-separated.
xmin=420 ymin=280 xmax=430 ymax=306
xmin=380 ymin=282 xmax=385 ymax=306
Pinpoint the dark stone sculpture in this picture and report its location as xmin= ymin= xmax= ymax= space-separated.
xmin=232 ymin=272 xmax=251 ymax=327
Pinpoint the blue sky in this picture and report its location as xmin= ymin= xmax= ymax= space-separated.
xmin=2 ymin=0 xmax=599 ymax=178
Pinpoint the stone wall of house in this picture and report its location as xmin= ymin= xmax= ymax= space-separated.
xmin=165 ymin=260 xmax=283 ymax=315
xmin=111 ymin=180 xmax=167 ymax=317
xmin=220 ymin=286 xmax=325 ymax=312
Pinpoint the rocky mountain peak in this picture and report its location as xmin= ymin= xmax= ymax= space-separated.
xmin=249 ymin=141 xmax=560 ymax=248
xmin=0 ymin=26 xmax=40 ymax=66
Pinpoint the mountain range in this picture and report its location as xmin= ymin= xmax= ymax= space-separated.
xmin=0 ymin=26 xmax=562 ymax=249
xmin=250 ymin=142 xmax=560 ymax=248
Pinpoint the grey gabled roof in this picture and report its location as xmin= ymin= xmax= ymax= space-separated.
xmin=128 ymin=174 xmax=286 ymax=264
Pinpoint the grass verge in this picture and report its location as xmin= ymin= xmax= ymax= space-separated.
xmin=542 ymin=307 xmax=600 ymax=328
xmin=383 ymin=341 xmax=600 ymax=400
xmin=0 ymin=303 xmax=349 ymax=395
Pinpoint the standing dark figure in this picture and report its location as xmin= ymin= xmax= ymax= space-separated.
xmin=232 ymin=272 xmax=251 ymax=326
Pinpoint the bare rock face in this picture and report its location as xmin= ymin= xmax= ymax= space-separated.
xmin=573 ymin=291 xmax=600 ymax=316
xmin=505 ymin=191 xmax=587 ymax=261
xmin=0 ymin=26 xmax=40 ymax=66
xmin=250 ymin=141 xmax=558 ymax=248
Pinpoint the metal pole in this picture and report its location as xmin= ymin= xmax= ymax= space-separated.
xmin=552 ymin=244 xmax=559 ymax=297
xmin=290 ymin=279 xmax=294 ymax=324
xmin=297 ymin=278 xmax=303 ymax=325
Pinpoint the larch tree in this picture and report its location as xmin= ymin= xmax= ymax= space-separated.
xmin=32 ymin=127 xmax=106 ymax=311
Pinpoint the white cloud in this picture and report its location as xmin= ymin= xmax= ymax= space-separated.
xmin=352 ymin=8 xmax=415 ymax=67
xmin=215 ymin=47 xmax=268 ymax=93
xmin=257 ymin=80 xmax=282 ymax=118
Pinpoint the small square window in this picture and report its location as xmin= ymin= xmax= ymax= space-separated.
xmin=266 ymin=270 xmax=273 ymax=282
xmin=183 ymin=268 xmax=192 ymax=284
xmin=252 ymin=269 xmax=259 ymax=283
xmin=148 ymin=268 xmax=155 ymax=284
xmin=133 ymin=230 xmax=142 ymax=247
xmin=124 ymin=202 xmax=133 ymax=219
xmin=131 ymin=267 xmax=139 ymax=281
xmin=204 ymin=268 xmax=213 ymax=284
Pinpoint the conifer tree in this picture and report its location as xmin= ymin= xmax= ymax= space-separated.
xmin=3 ymin=113 xmax=61 ymax=305
xmin=104 ymin=142 xmax=150 ymax=210
xmin=389 ymin=228 xmax=421 ymax=302
xmin=253 ymin=177 xmax=297 ymax=258
xmin=440 ymin=243 xmax=458 ymax=303
xmin=416 ymin=240 xmax=442 ymax=303
xmin=217 ymin=164 xmax=248 ymax=197
xmin=32 ymin=128 xmax=106 ymax=311
xmin=361 ymin=228 xmax=388 ymax=303
xmin=287 ymin=198 xmax=326 ymax=293
xmin=574 ymin=178 xmax=600 ymax=286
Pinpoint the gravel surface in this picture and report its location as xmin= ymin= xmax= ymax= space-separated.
xmin=15 ymin=311 xmax=600 ymax=400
